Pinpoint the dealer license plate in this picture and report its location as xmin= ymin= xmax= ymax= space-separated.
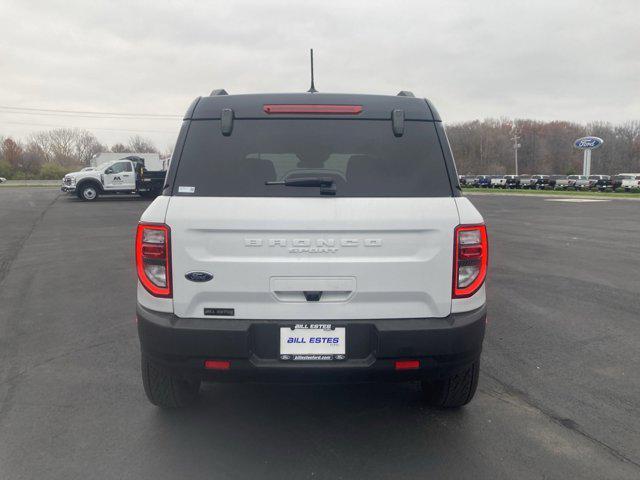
xmin=280 ymin=324 xmax=346 ymax=361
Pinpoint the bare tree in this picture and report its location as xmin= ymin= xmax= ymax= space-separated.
xmin=448 ymin=118 xmax=640 ymax=175
xmin=75 ymin=131 xmax=104 ymax=166
xmin=27 ymin=129 xmax=105 ymax=167
xmin=127 ymin=135 xmax=158 ymax=153
xmin=111 ymin=143 xmax=129 ymax=153
xmin=45 ymin=129 xmax=78 ymax=166
xmin=28 ymin=131 xmax=53 ymax=163
xmin=21 ymin=142 xmax=46 ymax=174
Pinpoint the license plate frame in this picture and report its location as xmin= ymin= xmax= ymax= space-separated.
xmin=279 ymin=324 xmax=346 ymax=361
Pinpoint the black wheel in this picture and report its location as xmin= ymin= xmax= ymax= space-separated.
xmin=79 ymin=183 xmax=100 ymax=201
xmin=421 ymin=360 xmax=479 ymax=408
xmin=141 ymin=355 xmax=200 ymax=408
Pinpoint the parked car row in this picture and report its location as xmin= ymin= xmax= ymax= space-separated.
xmin=459 ymin=173 xmax=640 ymax=191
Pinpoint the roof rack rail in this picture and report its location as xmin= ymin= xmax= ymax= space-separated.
xmin=397 ymin=91 xmax=415 ymax=97
xmin=210 ymin=89 xmax=229 ymax=96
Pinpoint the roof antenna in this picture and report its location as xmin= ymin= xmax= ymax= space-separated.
xmin=307 ymin=49 xmax=317 ymax=93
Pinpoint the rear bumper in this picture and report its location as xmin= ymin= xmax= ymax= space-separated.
xmin=137 ymin=304 xmax=486 ymax=383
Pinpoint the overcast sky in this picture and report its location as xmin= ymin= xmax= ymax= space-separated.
xmin=1 ymin=0 xmax=638 ymax=149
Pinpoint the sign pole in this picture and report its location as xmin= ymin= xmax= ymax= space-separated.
xmin=575 ymin=136 xmax=602 ymax=176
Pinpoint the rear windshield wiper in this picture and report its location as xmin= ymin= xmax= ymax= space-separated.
xmin=265 ymin=177 xmax=336 ymax=195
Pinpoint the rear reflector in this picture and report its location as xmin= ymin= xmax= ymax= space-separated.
xmin=204 ymin=360 xmax=230 ymax=370
xmin=395 ymin=360 xmax=420 ymax=370
xmin=263 ymin=104 xmax=363 ymax=115
xmin=141 ymin=243 xmax=166 ymax=259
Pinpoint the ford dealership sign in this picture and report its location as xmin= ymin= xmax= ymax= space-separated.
xmin=574 ymin=136 xmax=604 ymax=150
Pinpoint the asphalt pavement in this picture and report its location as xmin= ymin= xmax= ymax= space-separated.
xmin=0 ymin=188 xmax=639 ymax=479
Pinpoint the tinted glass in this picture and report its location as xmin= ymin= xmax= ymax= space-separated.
xmin=173 ymin=119 xmax=452 ymax=197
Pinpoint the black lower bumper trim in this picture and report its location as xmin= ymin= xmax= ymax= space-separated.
xmin=137 ymin=304 xmax=486 ymax=382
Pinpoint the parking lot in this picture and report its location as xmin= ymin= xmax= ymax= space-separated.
xmin=1 ymin=188 xmax=639 ymax=479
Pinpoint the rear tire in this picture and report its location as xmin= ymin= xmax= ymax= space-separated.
xmin=421 ymin=360 xmax=479 ymax=408
xmin=141 ymin=355 xmax=201 ymax=408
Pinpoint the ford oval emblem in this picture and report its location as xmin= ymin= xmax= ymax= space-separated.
xmin=574 ymin=136 xmax=604 ymax=150
xmin=185 ymin=271 xmax=214 ymax=282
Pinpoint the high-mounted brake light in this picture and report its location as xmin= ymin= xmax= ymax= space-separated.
xmin=263 ymin=104 xmax=363 ymax=115
xmin=453 ymin=225 xmax=488 ymax=298
xmin=136 ymin=223 xmax=171 ymax=298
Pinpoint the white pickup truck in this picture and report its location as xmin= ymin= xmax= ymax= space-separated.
xmin=567 ymin=175 xmax=590 ymax=189
xmin=61 ymin=155 xmax=167 ymax=201
xmin=619 ymin=173 xmax=640 ymax=191
xmin=490 ymin=175 xmax=507 ymax=188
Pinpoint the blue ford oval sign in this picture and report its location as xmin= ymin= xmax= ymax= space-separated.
xmin=574 ymin=136 xmax=604 ymax=150
xmin=185 ymin=271 xmax=214 ymax=282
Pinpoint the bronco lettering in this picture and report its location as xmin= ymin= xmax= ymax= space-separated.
xmin=245 ymin=238 xmax=382 ymax=253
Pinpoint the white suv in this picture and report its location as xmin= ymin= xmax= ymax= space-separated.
xmin=136 ymin=91 xmax=488 ymax=408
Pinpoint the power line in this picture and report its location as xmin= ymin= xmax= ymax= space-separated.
xmin=0 ymin=120 xmax=176 ymax=134
xmin=0 ymin=109 xmax=181 ymax=121
xmin=0 ymin=105 xmax=181 ymax=119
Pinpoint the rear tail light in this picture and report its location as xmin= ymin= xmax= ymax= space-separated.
xmin=136 ymin=223 xmax=171 ymax=297
xmin=453 ymin=225 xmax=488 ymax=298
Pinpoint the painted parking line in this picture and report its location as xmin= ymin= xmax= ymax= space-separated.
xmin=545 ymin=198 xmax=611 ymax=203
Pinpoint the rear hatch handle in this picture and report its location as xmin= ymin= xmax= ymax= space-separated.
xmin=303 ymin=291 xmax=322 ymax=302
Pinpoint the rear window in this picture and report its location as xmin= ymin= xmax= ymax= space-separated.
xmin=172 ymin=119 xmax=452 ymax=197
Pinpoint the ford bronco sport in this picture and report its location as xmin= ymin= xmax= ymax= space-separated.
xmin=136 ymin=90 xmax=488 ymax=408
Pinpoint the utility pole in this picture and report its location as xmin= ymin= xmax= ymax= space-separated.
xmin=511 ymin=132 xmax=521 ymax=176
